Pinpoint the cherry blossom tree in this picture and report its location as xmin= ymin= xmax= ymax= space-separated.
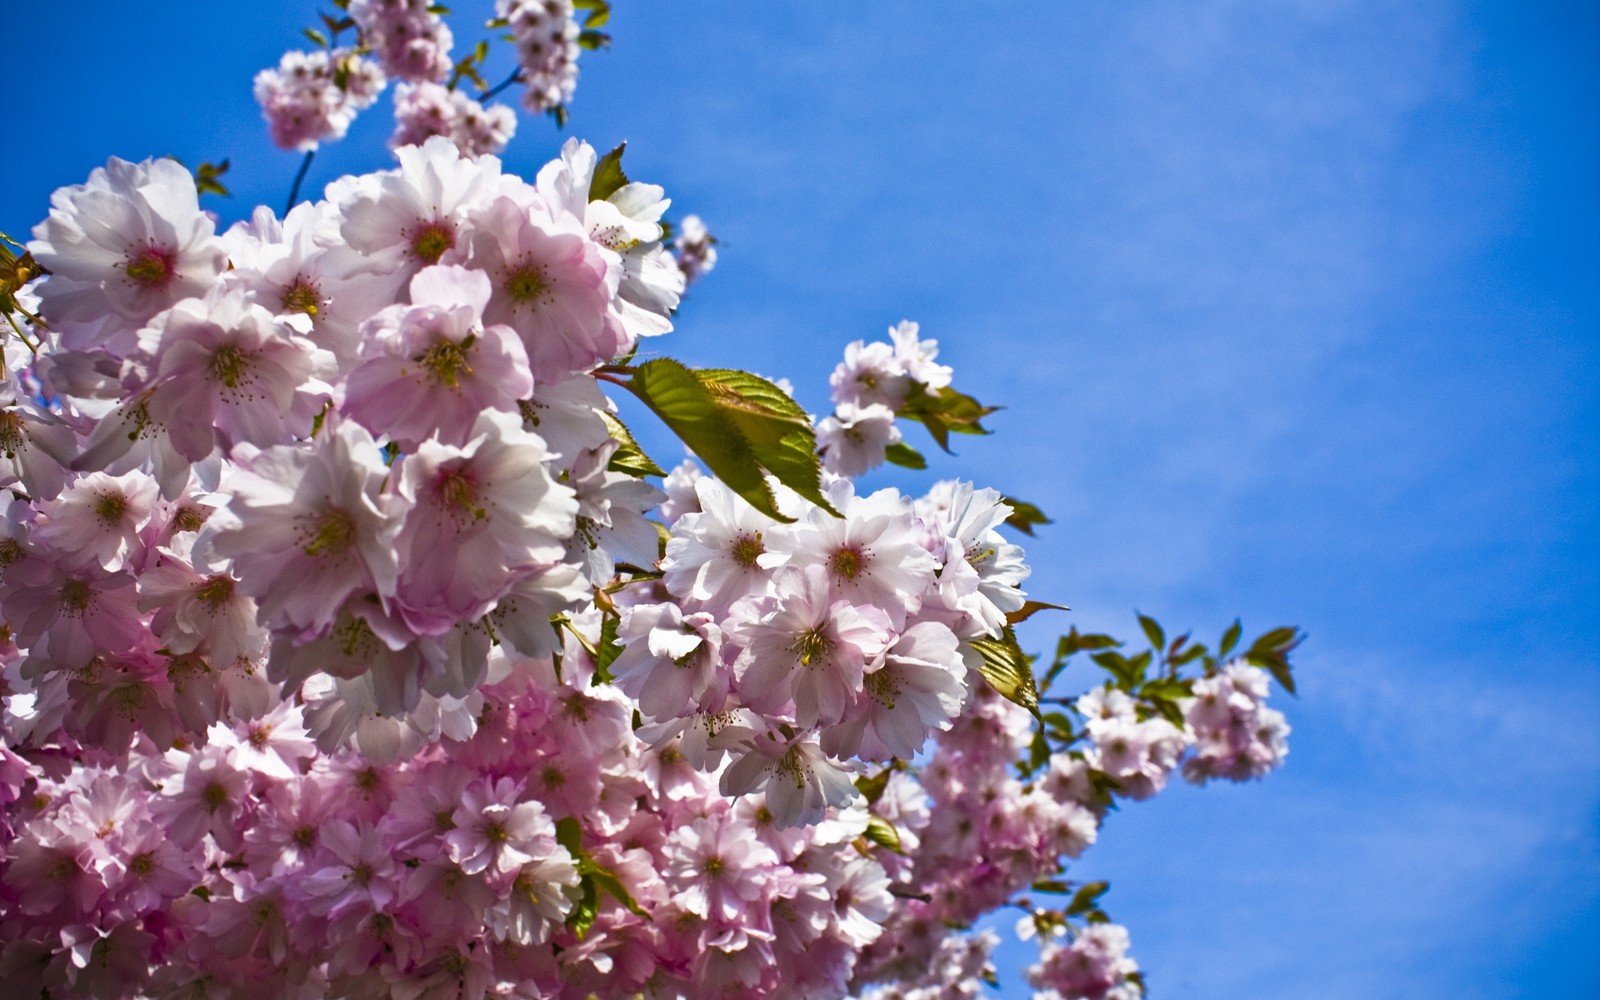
xmin=0 ymin=4 xmax=1303 ymax=998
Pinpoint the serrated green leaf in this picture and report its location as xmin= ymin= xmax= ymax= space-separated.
xmin=599 ymin=411 xmax=665 ymax=477
xmin=623 ymin=360 xmax=837 ymax=522
xmin=1066 ymin=880 xmax=1109 ymax=916
xmin=585 ymin=863 xmax=648 ymax=918
xmin=1246 ymin=651 xmax=1298 ymax=696
xmin=1219 ymin=618 xmax=1242 ymax=657
xmin=883 ymin=440 xmax=927 ymax=469
xmin=1007 ymin=600 xmax=1070 ymax=627
xmin=1140 ymin=678 xmax=1192 ymax=700
xmin=863 ymin=815 xmax=905 ymax=854
xmin=969 ymin=626 xmax=1038 ymax=711
xmin=303 ymin=27 xmax=329 ymax=47
xmin=1001 ymin=496 xmax=1052 ymax=536
xmin=1027 ymin=727 xmax=1051 ymax=773
xmin=1251 ymin=626 xmax=1301 ymax=653
xmin=1137 ymin=612 xmax=1165 ymax=653
xmin=1146 ymin=695 xmax=1186 ymax=728
xmin=855 ymin=766 xmax=896 ymax=805
xmin=1092 ymin=651 xmax=1142 ymax=690
xmin=589 ymin=142 xmax=629 ymax=202
xmin=567 ymin=874 xmax=599 ymax=937
xmin=896 ymin=383 xmax=999 ymax=452
xmin=625 ymin=359 xmax=780 ymax=519
xmin=1031 ymin=879 xmax=1072 ymax=895
xmin=555 ymin=816 xmax=584 ymax=857
xmin=594 ymin=613 xmax=622 ymax=682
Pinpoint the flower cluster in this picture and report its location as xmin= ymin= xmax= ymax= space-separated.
xmin=1182 ymin=662 xmax=1291 ymax=782
xmin=0 ymin=10 xmax=1302 ymax=993
xmin=1025 ymin=923 xmax=1144 ymax=1000
xmin=818 ymin=321 xmax=953 ymax=477
xmin=253 ymin=48 xmax=387 ymax=152
xmin=350 ymin=0 xmax=455 ymax=84
xmin=391 ymin=80 xmax=519 ymax=156
xmin=498 ymin=0 xmax=582 ymax=115
xmin=1076 ymin=686 xmax=1189 ymax=801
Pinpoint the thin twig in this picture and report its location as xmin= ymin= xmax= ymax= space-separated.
xmin=478 ymin=69 xmax=524 ymax=102
xmin=285 ymin=150 xmax=316 ymax=216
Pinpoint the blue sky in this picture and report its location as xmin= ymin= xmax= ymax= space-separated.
xmin=4 ymin=2 xmax=1597 ymax=997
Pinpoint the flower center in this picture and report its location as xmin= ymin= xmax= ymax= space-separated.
xmin=731 ymin=532 xmax=763 ymax=569
xmin=280 ymin=276 xmax=322 ymax=316
xmin=302 ymin=507 xmax=356 ymax=557
xmin=829 ymin=546 xmax=865 ymax=581
xmin=93 ymin=491 xmax=126 ymax=525
xmin=201 ymin=781 xmax=230 ymax=811
xmin=124 ymin=244 xmax=176 ymax=289
xmin=503 ymin=262 xmax=547 ymax=303
xmin=410 ymin=222 xmax=455 ymax=264
xmin=791 ymin=627 xmax=832 ymax=666
xmin=416 ymin=337 xmax=474 ymax=388
xmin=209 ymin=344 xmax=251 ymax=388
xmin=439 ymin=470 xmax=487 ymax=520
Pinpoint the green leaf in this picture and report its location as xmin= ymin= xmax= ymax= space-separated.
xmin=303 ymin=27 xmax=329 ymax=47
xmin=1146 ymin=695 xmax=1186 ymax=728
xmin=1066 ymin=880 xmax=1109 ymax=917
xmin=1031 ymin=879 xmax=1072 ymax=895
xmin=1042 ymin=711 xmax=1075 ymax=741
xmin=1251 ymin=626 xmax=1301 ymax=653
xmin=895 ymin=383 xmax=999 ymax=452
xmin=567 ymin=875 xmax=599 ymax=937
xmin=585 ymin=863 xmax=648 ymax=918
xmin=883 ymin=441 xmax=927 ymax=470
xmin=1006 ymin=600 xmax=1071 ymax=626
xmin=1000 ymin=496 xmax=1052 ymax=536
xmin=968 ymin=626 xmax=1039 ymax=712
xmin=1246 ymin=651 xmax=1297 ymax=696
xmin=855 ymin=768 xmax=892 ymax=805
xmin=863 ymin=815 xmax=905 ymax=854
xmin=697 ymin=367 xmax=835 ymax=512
xmin=589 ymin=142 xmax=630 ymax=202
xmin=555 ymin=816 xmax=584 ymax=858
xmin=599 ymin=411 xmax=665 ymax=477
xmin=1219 ymin=618 xmax=1242 ymax=657
xmin=1137 ymin=612 xmax=1165 ymax=653
xmin=1027 ymin=727 xmax=1051 ymax=773
xmin=1092 ymin=649 xmax=1151 ymax=690
xmin=576 ymin=29 xmax=610 ymax=50
xmin=194 ymin=159 xmax=231 ymax=199
xmin=1139 ymin=677 xmax=1192 ymax=701
xmin=623 ymin=359 xmax=836 ymax=523
xmin=582 ymin=1 xmax=611 ymax=28
xmin=594 ymin=613 xmax=622 ymax=682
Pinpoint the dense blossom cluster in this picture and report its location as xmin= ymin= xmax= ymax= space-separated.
xmin=1181 ymin=663 xmax=1290 ymax=782
xmin=254 ymin=48 xmax=388 ymax=151
xmin=392 ymin=81 xmax=519 ymax=156
xmin=0 ymin=7 xmax=1299 ymax=996
xmin=817 ymin=321 xmax=951 ymax=477
xmin=351 ymin=0 xmax=456 ymax=84
xmin=1025 ymin=924 xmax=1143 ymax=1000
xmin=498 ymin=0 xmax=583 ymax=115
